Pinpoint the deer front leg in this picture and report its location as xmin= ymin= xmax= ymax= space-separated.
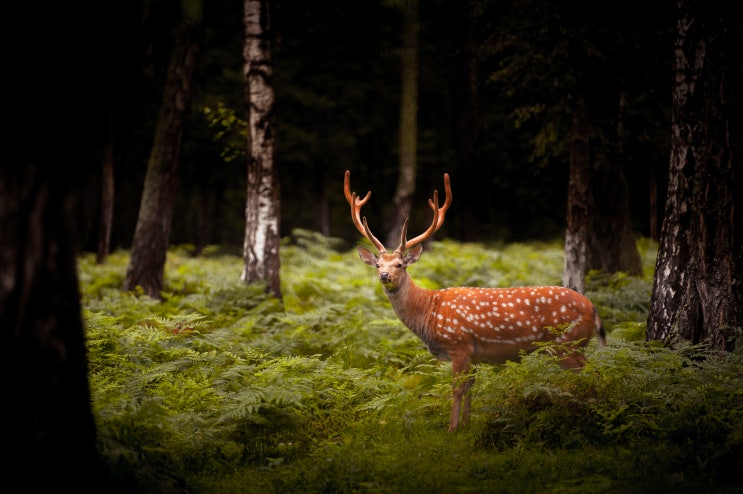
xmin=460 ymin=374 xmax=474 ymax=427
xmin=449 ymin=359 xmax=473 ymax=432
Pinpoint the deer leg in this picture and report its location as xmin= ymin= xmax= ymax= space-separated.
xmin=558 ymin=351 xmax=587 ymax=370
xmin=460 ymin=374 xmax=475 ymax=427
xmin=449 ymin=359 xmax=472 ymax=432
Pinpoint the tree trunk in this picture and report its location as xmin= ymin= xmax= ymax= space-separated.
xmin=4 ymin=1 xmax=112 ymax=486
xmin=387 ymin=0 xmax=420 ymax=247
xmin=242 ymin=0 xmax=282 ymax=298
xmin=563 ymin=94 xmax=591 ymax=293
xmin=124 ymin=1 xmax=202 ymax=298
xmin=1 ymin=168 xmax=105 ymax=490
xmin=454 ymin=0 xmax=483 ymax=243
xmin=97 ymin=113 xmax=115 ymax=264
xmin=586 ymin=91 xmax=643 ymax=277
xmin=647 ymin=0 xmax=742 ymax=350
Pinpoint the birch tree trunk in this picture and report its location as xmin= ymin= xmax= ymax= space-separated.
xmin=242 ymin=0 xmax=282 ymax=298
xmin=647 ymin=0 xmax=742 ymax=350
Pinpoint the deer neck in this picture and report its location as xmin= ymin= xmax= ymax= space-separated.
xmin=383 ymin=276 xmax=435 ymax=337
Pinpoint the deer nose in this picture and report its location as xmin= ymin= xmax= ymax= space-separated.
xmin=379 ymin=272 xmax=390 ymax=282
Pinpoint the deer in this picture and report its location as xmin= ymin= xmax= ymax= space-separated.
xmin=344 ymin=170 xmax=606 ymax=432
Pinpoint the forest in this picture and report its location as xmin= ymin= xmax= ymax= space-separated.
xmin=3 ymin=0 xmax=741 ymax=492
xmin=83 ymin=0 xmax=673 ymax=249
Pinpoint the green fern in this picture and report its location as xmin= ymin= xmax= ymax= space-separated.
xmin=80 ymin=236 xmax=742 ymax=493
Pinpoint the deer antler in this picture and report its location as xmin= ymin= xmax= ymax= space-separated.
xmin=397 ymin=173 xmax=452 ymax=252
xmin=344 ymin=170 xmax=386 ymax=252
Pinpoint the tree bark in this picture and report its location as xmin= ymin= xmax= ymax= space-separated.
xmin=387 ymin=0 xmax=420 ymax=247
xmin=124 ymin=1 xmax=202 ymax=298
xmin=1 ymin=169 xmax=105 ymax=490
xmin=4 ymin=1 xmax=113 ymax=487
xmin=242 ymin=0 xmax=282 ymax=298
xmin=563 ymin=94 xmax=591 ymax=293
xmin=647 ymin=0 xmax=742 ymax=350
xmin=97 ymin=113 xmax=115 ymax=264
xmin=586 ymin=91 xmax=643 ymax=277
xmin=455 ymin=0 xmax=483 ymax=243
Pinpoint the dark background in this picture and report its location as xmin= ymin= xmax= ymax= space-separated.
xmin=80 ymin=0 xmax=673 ymax=253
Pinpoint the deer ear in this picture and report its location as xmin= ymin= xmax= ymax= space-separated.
xmin=357 ymin=246 xmax=378 ymax=266
xmin=404 ymin=244 xmax=423 ymax=265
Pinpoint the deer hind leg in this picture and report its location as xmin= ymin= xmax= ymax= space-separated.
xmin=557 ymin=351 xmax=587 ymax=370
xmin=449 ymin=360 xmax=474 ymax=432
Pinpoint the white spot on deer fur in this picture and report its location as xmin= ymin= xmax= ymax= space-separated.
xmin=560 ymin=305 xmax=567 ymax=313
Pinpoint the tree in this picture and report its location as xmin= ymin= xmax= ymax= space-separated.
xmin=647 ymin=0 xmax=742 ymax=350
xmin=563 ymin=94 xmax=591 ymax=292
xmin=124 ymin=0 xmax=203 ymax=299
xmin=586 ymin=90 xmax=643 ymax=278
xmin=242 ymin=0 xmax=282 ymax=298
xmin=453 ymin=0 xmax=484 ymax=243
xmin=387 ymin=0 xmax=420 ymax=247
xmin=2 ymin=169 xmax=104 ymax=490
xmin=97 ymin=114 xmax=115 ymax=264
xmin=3 ymin=1 xmax=117 ymax=488
xmin=478 ymin=2 xmax=647 ymax=290
xmin=563 ymin=92 xmax=644 ymax=293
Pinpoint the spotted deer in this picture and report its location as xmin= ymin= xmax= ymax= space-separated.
xmin=344 ymin=170 xmax=606 ymax=432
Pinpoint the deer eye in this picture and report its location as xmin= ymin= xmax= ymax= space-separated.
xmin=375 ymin=263 xmax=380 ymax=268
xmin=397 ymin=263 xmax=402 ymax=268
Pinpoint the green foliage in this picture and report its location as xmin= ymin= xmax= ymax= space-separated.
xmin=201 ymin=103 xmax=247 ymax=163
xmin=81 ymin=236 xmax=742 ymax=493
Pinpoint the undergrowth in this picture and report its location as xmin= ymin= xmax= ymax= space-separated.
xmin=80 ymin=231 xmax=742 ymax=493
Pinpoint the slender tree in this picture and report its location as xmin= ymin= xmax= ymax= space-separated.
xmin=648 ymin=0 xmax=742 ymax=349
xmin=454 ymin=0 xmax=483 ymax=243
xmin=586 ymin=91 xmax=643 ymax=278
xmin=242 ymin=0 xmax=282 ymax=298
xmin=478 ymin=2 xmax=645 ymax=289
xmin=124 ymin=0 xmax=203 ymax=298
xmin=97 ymin=113 xmax=115 ymax=264
xmin=563 ymin=94 xmax=591 ymax=292
xmin=387 ymin=0 xmax=420 ymax=246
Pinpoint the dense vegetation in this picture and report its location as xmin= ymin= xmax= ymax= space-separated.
xmin=81 ymin=232 xmax=742 ymax=493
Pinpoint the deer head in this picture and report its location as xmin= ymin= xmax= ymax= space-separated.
xmin=344 ymin=170 xmax=451 ymax=292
